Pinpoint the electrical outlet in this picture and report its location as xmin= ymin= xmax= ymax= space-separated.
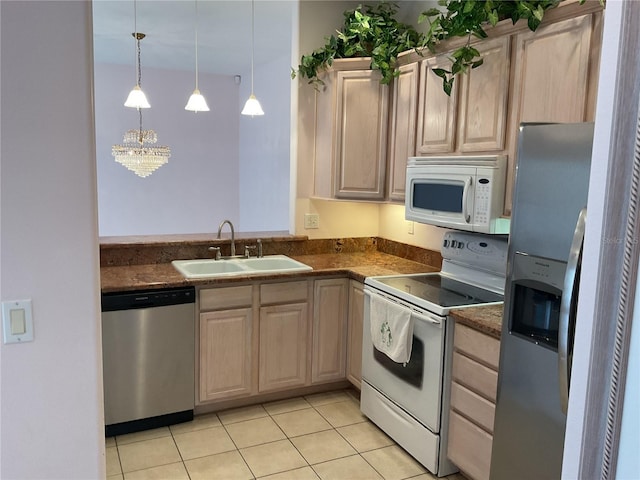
xmin=304 ymin=213 xmax=320 ymax=229
xmin=407 ymin=221 xmax=414 ymax=235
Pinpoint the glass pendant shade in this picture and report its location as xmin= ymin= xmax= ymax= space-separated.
xmin=185 ymin=0 xmax=209 ymax=113
xmin=241 ymin=94 xmax=264 ymax=116
xmin=241 ymin=0 xmax=264 ymax=117
xmin=185 ymin=89 xmax=210 ymax=112
xmin=124 ymin=85 xmax=150 ymax=108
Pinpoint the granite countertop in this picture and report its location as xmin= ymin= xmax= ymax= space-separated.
xmin=101 ymin=249 xmax=501 ymax=337
xmin=100 ymin=251 xmax=439 ymax=293
xmin=449 ymin=304 xmax=504 ymax=339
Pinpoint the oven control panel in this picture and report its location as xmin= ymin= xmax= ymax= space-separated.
xmin=441 ymin=232 xmax=507 ymax=275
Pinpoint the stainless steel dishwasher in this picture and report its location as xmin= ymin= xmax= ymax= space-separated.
xmin=101 ymin=287 xmax=195 ymax=437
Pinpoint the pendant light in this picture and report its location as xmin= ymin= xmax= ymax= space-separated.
xmin=113 ymin=33 xmax=171 ymax=178
xmin=185 ymin=0 xmax=210 ymax=112
xmin=124 ymin=0 xmax=150 ymax=109
xmin=241 ymin=0 xmax=264 ymax=116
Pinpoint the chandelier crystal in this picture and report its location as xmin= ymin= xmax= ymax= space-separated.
xmin=112 ymin=116 xmax=171 ymax=178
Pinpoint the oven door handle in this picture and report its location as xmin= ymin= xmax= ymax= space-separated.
xmin=412 ymin=310 xmax=442 ymax=325
xmin=364 ymin=288 xmax=442 ymax=325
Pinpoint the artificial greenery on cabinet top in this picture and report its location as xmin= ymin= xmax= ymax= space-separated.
xmin=293 ymin=0 xmax=593 ymax=95
xmin=292 ymin=2 xmax=422 ymax=86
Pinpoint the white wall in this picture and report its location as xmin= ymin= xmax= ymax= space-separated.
xmin=95 ymin=64 xmax=240 ymax=236
xmin=379 ymin=204 xmax=447 ymax=252
xmin=0 ymin=1 xmax=104 ymax=478
xmin=238 ymin=53 xmax=292 ymax=230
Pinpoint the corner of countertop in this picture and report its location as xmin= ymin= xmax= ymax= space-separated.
xmin=450 ymin=304 xmax=504 ymax=339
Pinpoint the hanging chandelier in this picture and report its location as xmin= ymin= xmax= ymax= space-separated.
xmin=112 ymin=108 xmax=171 ymax=178
xmin=112 ymin=29 xmax=171 ymax=178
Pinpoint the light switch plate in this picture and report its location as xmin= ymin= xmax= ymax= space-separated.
xmin=2 ymin=299 xmax=34 ymax=344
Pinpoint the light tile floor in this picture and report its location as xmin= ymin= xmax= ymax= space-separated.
xmin=106 ymin=389 xmax=467 ymax=480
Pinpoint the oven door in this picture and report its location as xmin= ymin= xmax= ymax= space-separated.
xmin=362 ymin=287 xmax=446 ymax=433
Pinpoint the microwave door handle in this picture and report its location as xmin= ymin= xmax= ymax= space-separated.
xmin=462 ymin=176 xmax=472 ymax=223
xmin=558 ymin=207 xmax=586 ymax=414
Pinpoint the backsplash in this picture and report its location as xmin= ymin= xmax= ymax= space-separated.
xmin=100 ymin=235 xmax=441 ymax=269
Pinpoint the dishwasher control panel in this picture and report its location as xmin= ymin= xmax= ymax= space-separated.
xmin=102 ymin=287 xmax=195 ymax=311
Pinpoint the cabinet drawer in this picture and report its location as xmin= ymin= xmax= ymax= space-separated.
xmin=452 ymin=351 xmax=498 ymax=402
xmin=454 ymin=323 xmax=500 ymax=369
xmin=260 ymin=281 xmax=308 ymax=305
xmin=450 ymin=381 xmax=495 ymax=433
xmin=447 ymin=410 xmax=493 ymax=480
xmin=200 ymin=285 xmax=253 ymax=311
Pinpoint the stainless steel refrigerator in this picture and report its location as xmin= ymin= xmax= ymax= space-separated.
xmin=490 ymin=123 xmax=594 ymax=479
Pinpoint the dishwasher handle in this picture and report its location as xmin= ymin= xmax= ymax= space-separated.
xmin=102 ymin=287 xmax=195 ymax=312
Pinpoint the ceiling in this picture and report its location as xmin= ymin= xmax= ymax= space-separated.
xmin=92 ymin=0 xmax=295 ymax=76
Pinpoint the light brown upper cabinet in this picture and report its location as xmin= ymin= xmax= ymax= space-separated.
xmin=387 ymin=62 xmax=419 ymax=201
xmin=457 ymin=36 xmax=511 ymax=152
xmin=309 ymin=1 xmax=602 ymax=207
xmin=314 ymin=62 xmax=389 ymax=201
xmin=415 ymin=54 xmax=459 ymax=155
xmin=416 ymin=36 xmax=510 ymax=156
xmin=503 ymin=11 xmax=602 ymax=212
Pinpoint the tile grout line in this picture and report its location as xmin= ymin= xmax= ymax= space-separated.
xmin=110 ymin=389 xmax=428 ymax=480
xmin=168 ymin=426 xmax=192 ymax=480
xmin=218 ymin=414 xmax=265 ymax=480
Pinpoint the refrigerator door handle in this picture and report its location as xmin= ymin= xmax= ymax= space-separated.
xmin=558 ymin=207 xmax=586 ymax=414
xmin=462 ymin=176 xmax=472 ymax=223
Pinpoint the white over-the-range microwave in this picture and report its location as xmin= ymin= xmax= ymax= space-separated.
xmin=405 ymin=155 xmax=510 ymax=234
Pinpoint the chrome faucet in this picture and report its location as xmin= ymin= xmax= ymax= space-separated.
xmin=216 ymin=219 xmax=236 ymax=257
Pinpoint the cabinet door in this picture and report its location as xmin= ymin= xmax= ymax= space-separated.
xmin=334 ymin=70 xmax=389 ymax=200
xmin=346 ymin=280 xmax=365 ymax=388
xmin=312 ymin=278 xmax=348 ymax=383
xmin=388 ymin=62 xmax=419 ymax=201
xmin=259 ymin=302 xmax=309 ymax=392
xmin=199 ymin=308 xmax=252 ymax=402
xmin=511 ymin=14 xmax=594 ymax=125
xmin=448 ymin=410 xmax=493 ymax=480
xmin=505 ymin=13 xmax=600 ymax=212
xmin=458 ymin=36 xmax=511 ymax=152
xmin=416 ymin=54 xmax=458 ymax=154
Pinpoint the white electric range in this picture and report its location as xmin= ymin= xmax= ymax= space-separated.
xmin=361 ymin=231 xmax=507 ymax=477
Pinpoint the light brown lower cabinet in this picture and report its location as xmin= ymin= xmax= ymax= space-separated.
xmin=199 ymin=309 xmax=253 ymax=402
xmin=312 ymin=278 xmax=349 ymax=383
xmin=346 ymin=280 xmax=364 ymax=388
xmin=447 ymin=322 xmax=500 ymax=480
xmin=199 ymin=285 xmax=254 ymax=403
xmin=198 ymin=277 xmax=350 ymax=406
xmin=259 ymin=303 xmax=308 ymax=392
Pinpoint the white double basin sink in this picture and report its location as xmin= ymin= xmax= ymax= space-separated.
xmin=172 ymin=255 xmax=313 ymax=279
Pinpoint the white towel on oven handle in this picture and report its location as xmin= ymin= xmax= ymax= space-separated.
xmin=369 ymin=292 xmax=414 ymax=364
